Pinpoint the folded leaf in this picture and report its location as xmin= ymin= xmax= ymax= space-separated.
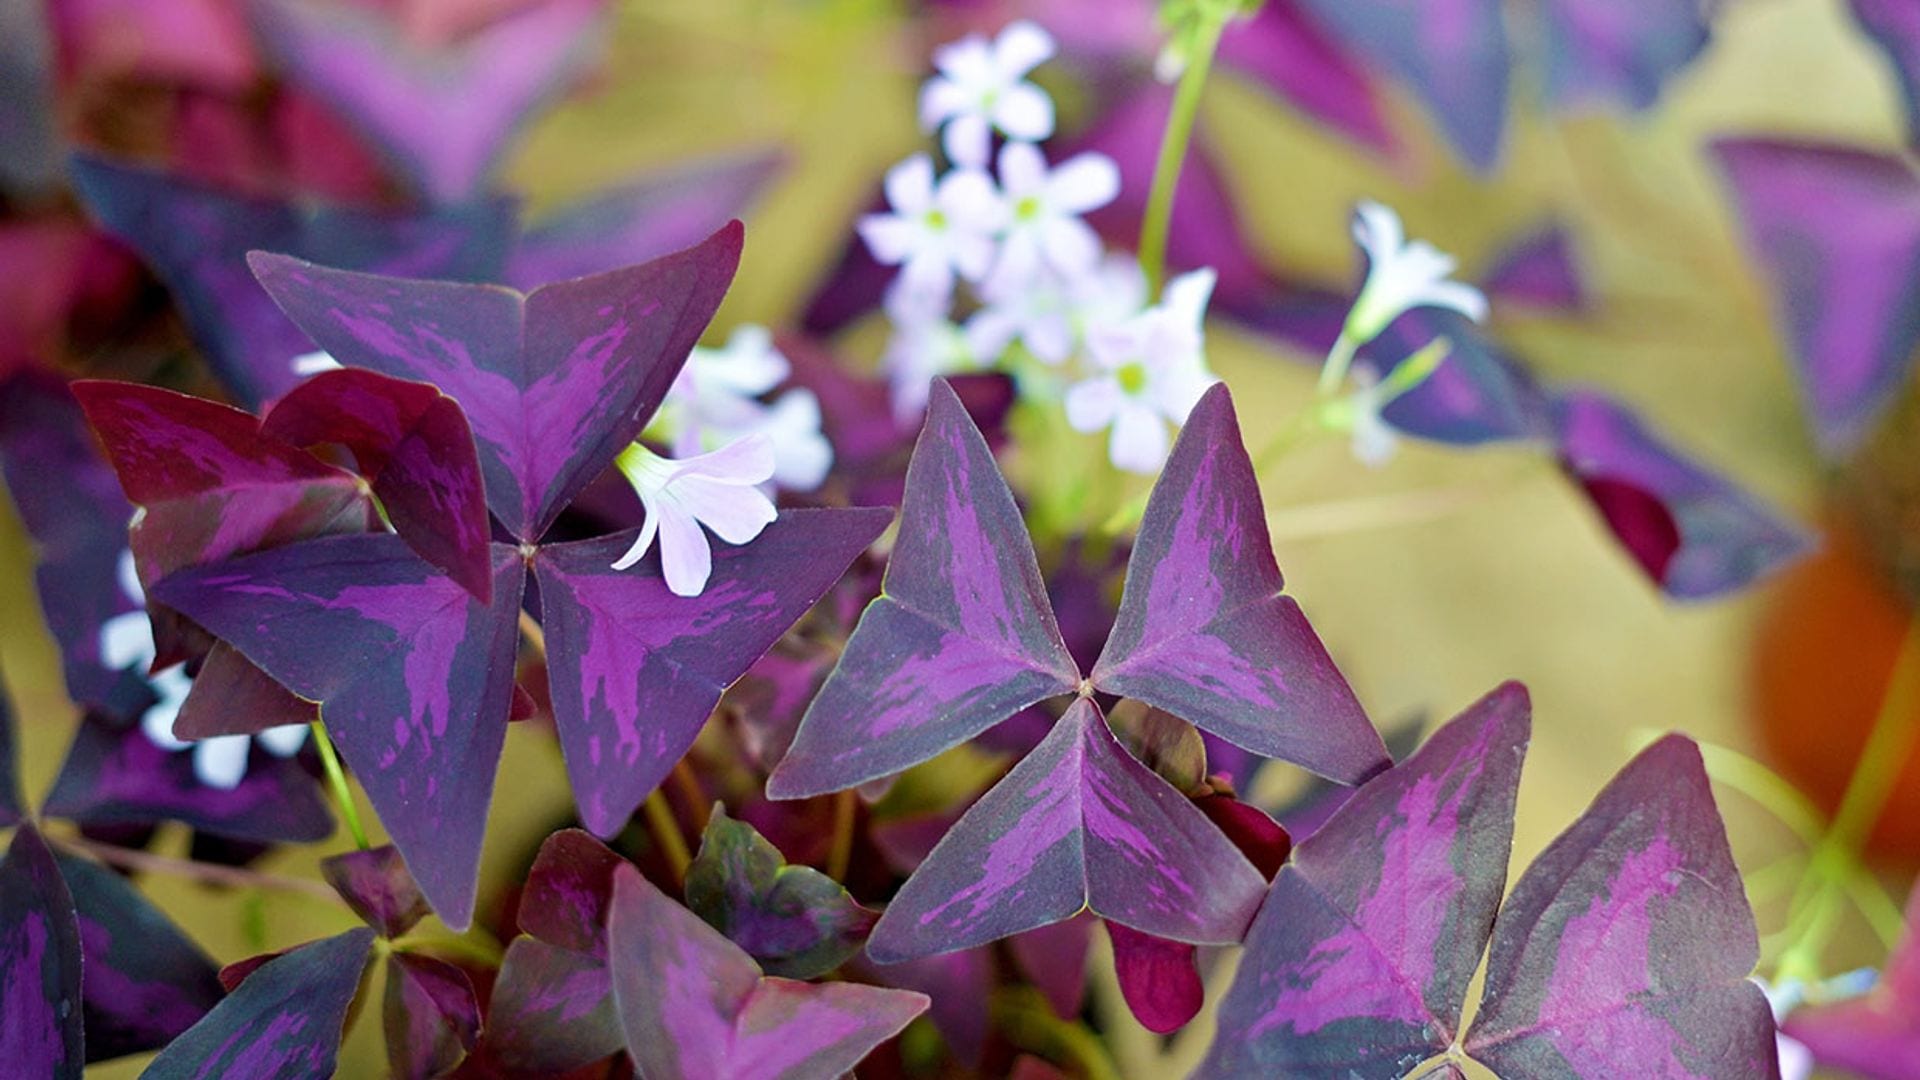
xmin=1092 ymin=383 xmax=1385 ymax=783
xmin=171 ymin=642 xmax=318 ymax=741
xmin=0 ymin=825 xmax=83 ymax=1080
xmin=770 ymin=381 xmax=1079 ymax=799
xmin=685 ymin=806 xmax=879 ymax=980
xmin=1537 ymin=0 xmax=1710 ymax=112
xmin=867 ymin=698 xmax=1266 ymax=964
xmin=249 ymin=222 xmax=742 ymax=541
xmin=154 ymin=535 xmax=527 ymax=928
xmin=1200 ymin=683 xmax=1530 ymax=1079
xmin=247 ymin=0 xmax=608 ymax=202
xmin=321 ymin=844 xmax=431 ymax=939
xmin=484 ymin=936 xmax=622 ymax=1074
xmin=383 ymin=952 xmax=480 ymax=1079
xmin=1466 ymin=736 xmax=1777 ymax=1077
xmin=144 ymin=928 xmax=374 ymax=1079
xmin=518 ymin=828 xmax=624 ymax=957
xmin=607 ymin=863 xmax=928 ymax=1080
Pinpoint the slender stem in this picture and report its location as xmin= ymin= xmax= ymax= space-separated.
xmin=1137 ymin=8 xmax=1229 ymax=296
xmin=644 ymin=789 xmax=691 ymax=887
xmin=310 ymin=720 xmax=371 ymax=851
xmin=672 ymin=759 xmax=710 ymax=834
xmin=57 ymin=834 xmax=346 ymax=904
xmin=1315 ymin=334 xmax=1359 ymax=398
xmin=827 ymin=789 xmax=857 ymax=882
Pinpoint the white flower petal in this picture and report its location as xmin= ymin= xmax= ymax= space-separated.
xmin=992 ymin=82 xmax=1055 ymax=142
xmin=1038 ymin=217 xmax=1103 ymax=277
xmin=993 ymin=20 xmax=1056 ymax=78
xmin=194 ymin=735 xmax=252 ymax=791
xmin=99 ymin=610 xmax=156 ymax=672
xmin=932 ymin=34 xmax=995 ymax=86
xmin=1046 ymin=153 xmax=1120 ymax=215
xmin=140 ymin=687 xmax=189 ymax=751
xmin=919 ymin=76 xmax=971 ymax=130
xmin=1024 ymin=312 xmax=1075 ymax=365
xmin=669 ymin=475 xmax=777 ymax=545
xmin=656 ymin=502 xmax=715 ymax=598
xmin=291 ymin=350 xmax=342 ymax=376
xmin=1163 ymin=267 xmax=1218 ymax=331
xmin=942 ymin=114 xmax=992 ymax=170
xmin=257 ymin=724 xmax=310 ymax=758
xmin=884 ymin=153 xmax=936 ymax=213
xmin=857 ymin=215 xmax=920 ymax=266
xmin=938 ymin=169 xmax=1009 ymax=233
xmin=1108 ymin=400 xmax=1170 ymax=473
xmin=996 ymin=140 xmax=1049 ymax=197
xmin=1420 ymin=280 xmax=1490 ymax=323
xmin=760 ymin=391 xmax=833 ymax=491
xmin=1064 ymin=377 xmax=1123 ymax=433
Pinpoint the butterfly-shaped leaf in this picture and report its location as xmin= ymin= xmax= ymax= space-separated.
xmin=69 ymin=155 xmax=513 ymax=408
xmin=1783 ymin=883 xmax=1920 ymax=1078
xmin=0 ymin=825 xmax=83 ymax=1080
xmin=1853 ymin=0 xmax=1920 ymax=146
xmin=1535 ymin=0 xmax=1710 ymax=112
xmin=1201 ymin=683 xmax=1529 ymax=1077
xmin=607 ymin=862 xmax=929 ymax=1080
xmin=1554 ymin=389 xmax=1811 ymax=599
xmin=248 ymin=0 xmax=608 ymax=203
xmin=1714 ymin=137 xmax=1920 ymax=455
xmin=321 ymin=844 xmax=431 ymax=939
xmin=867 ymin=698 xmax=1266 ymax=963
xmin=144 ymin=928 xmax=374 ymax=1080
xmin=685 ymin=806 xmax=879 ymax=979
xmin=261 ymin=367 xmax=494 ymax=602
xmin=384 ymin=952 xmax=480 ymax=1079
xmin=248 ymin=221 xmax=742 ymax=542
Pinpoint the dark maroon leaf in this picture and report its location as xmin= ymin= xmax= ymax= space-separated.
xmin=322 ymin=844 xmax=431 ymax=939
xmin=684 ymin=805 xmax=878 ymax=980
xmin=249 ymin=221 xmax=743 ymax=543
xmin=854 ymin=947 xmax=992 ymax=1067
xmin=1107 ymin=921 xmax=1203 ymax=1035
xmin=1008 ymin=914 xmax=1092 ymax=1021
xmin=384 ymin=952 xmax=480 ymax=1079
xmin=0 ymin=825 xmax=83 ymax=1079
xmin=1193 ymin=792 xmax=1292 ymax=880
xmin=172 ymin=641 xmax=319 ymax=741
xmin=519 ymin=828 xmax=623 ymax=957
xmin=145 ymin=928 xmax=374 ymax=1080
xmin=262 ymin=367 xmax=494 ymax=602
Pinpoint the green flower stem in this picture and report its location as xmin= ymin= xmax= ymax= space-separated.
xmin=310 ymin=720 xmax=371 ymax=851
xmin=1137 ymin=6 xmax=1230 ymax=297
xmin=1315 ymin=333 xmax=1360 ymax=398
xmin=827 ymin=788 xmax=858 ymax=882
xmin=644 ymin=788 xmax=692 ymax=887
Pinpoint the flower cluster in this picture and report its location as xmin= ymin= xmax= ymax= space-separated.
xmin=862 ymin=20 xmax=1221 ymax=474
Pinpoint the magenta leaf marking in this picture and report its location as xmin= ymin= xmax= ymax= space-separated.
xmin=1092 ymin=383 xmax=1386 ymax=784
xmin=1199 ymin=683 xmax=1530 ymax=1079
xmin=1783 ymin=883 xmax=1920 ymax=1078
xmin=1714 ymin=137 xmax=1920 ymax=455
xmin=153 ymin=534 xmax=528 ymax=928
xmin=536 ymin=508 xmax=890 ymax=835
xmin=867 ymin=698 xmax=1266 ymax=964
xmin=769 ymin=381 xmax=1080 ymax=799
xmin=142 ymin=928 xmax=374 ymax=1080
xmin=249 ymin=222 xmax=742 ymax=542
xmin=607 ymin=863 xmax=929 ymax=1080
xmin=0 ymin=825 xmax=83 ymax=1080
xmin=1465 ymin=735 xmax=1779 ymax=1079
xmin=486 ymin=937 xmax=623 ymax=1074
xmin=382 ymin=952 xmax=480 ymax=1079
xmin=263 ymin=367 xmax=494 ymax=603
xmin=320 ymin=844 xmax=431 ymax=939
xmin=247 ymin=0 xmax=609 ymax=202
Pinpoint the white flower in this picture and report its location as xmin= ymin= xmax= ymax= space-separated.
xmin=752 ymin=391 xmax=833 ymax=491
xmin=858 ymin=154 xmax=1006 ymax=300
xmin=612 ymin=437 xmax=778 ymax=597
xmin=987 ymin=142 xmax=1119 ymax=293
xmin=883 ymin=310 xmax=982 ymax=421
xmin=919 ymin=20 xmax=1057 ymax=169
xmin=290 ymin=350 xmax=342 ymax=376
xmin=967 ymin=254 xmax=1146 ymax=371
xmin=1064 ymin=268 xmax=1219 ymax=473
xmin=652 ymin=327 xmax=835 ymax=493
xmin=1346 ymin=201 xmax=1487 ymax=344
xmin=1347 ymin=364 xmax=1398 ymax=468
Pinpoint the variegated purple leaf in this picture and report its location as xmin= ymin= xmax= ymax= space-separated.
xmin=1783 ymin=883 xmax=1920 ymax=1078
xmin=520 ymin=827 xmax=623 ymax=956
xmin=71 ymin=380 xmax=371 ymax=588
xmin=768 ymin=382 xmax=1079 ymax=800
xmin=68 ymin=155 xmax=513 ymax=407
xmin=1294 ymin=0 xmax=1511 ymax=169
xmin=1713 ymin=137 xmax=1920 ymax=454
xmin=383 ymin=952 xmax=480 ymax=1079
xmin=144 ymin=928 xmax=374 ymax=1080
xmin=1465 ymin=735 xmax=1778 ymax=1078
xmin=321 ymin=844 xmax=431 ymax=939
xmin=1537 ymin=0 xmax=1710 ymax=112
xmin=153 ymin=535 xmax=528 ymax=928
xmin=867 ymin=698 xmax=1265 ymax=964
xmin=42 ymin=712 xmax=332 ymax=844
xmin=0 ymin=371 xmax=147 ymax=716
xmin=0 ymin=825 xmax=83 ymax=1080
xmin=53 ymin=851 xmax=222 ymax=1062
xmin=851 ymin=946 xmax=993 ymax=1066
xmin=1554 ymin=389 xmax=1811 ymax=599
xmin=505 ymin=150 xmax=784 ymax=289
xmin=684 ymin=805 xmax=878 ymax=980
xmin=1365 ymin=312 xmax=1555 ymax=447
xmin=484 ymin=936 xmax=622 ymax=1074
xmin=1483 ymin=224 xmax=1587 ymax=311
xmin=171 ymin=641 xmax=318 ymax=741
xmin=535 ymin=507 xmax=890 ymax=835
xmin=1853 ymin=0 xmax=1920 ymax=144
xmin=607 ymin=863 xmax=929 ymax=1080
xmin=247 ymin=0 xmax=608 ymax=202
xmin=1091 ymin=383 xmax=1386 ymax=783
xmin=249 ymin=222 xmax=743 ymax=542
xmin=262 ymin=367 xmax=493 ymax=602
xmin=1199 ymin=683 xmax=1530 ymax=1079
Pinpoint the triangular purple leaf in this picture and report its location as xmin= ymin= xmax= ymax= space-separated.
xmin=1465 ymin=735 xmax=1778 ymax=1077
xmin=1483 ymin=224 xmax=1587 ymax=311
xmin=143 ymin=928 xmax=374 ymax=1080
xmin=383 ymin=952 xmax=480 ymax=1079
xmin=484 ymin=936 xmax=622 ymax=1074
xmin=320 ymin=844 xmax=431 ymax=939
xmin=262 ymin=367 xmax=494 ymax=602
xmin=1713 ymin=137 xmax=1920 ymax=455
xmin=535 ymin=508 xmax=891 ymax=835
xmin=1200 ymin=683 xmax=1529 ymax=1079
xmin=153 ymin=534 xmax=527 ymax=928
xmin=171 ymin=641 xmax=319 ymax=741
xmin=248 ymin=222 xmax=743 ymax=542
xmin=247 ymin=0 xmax=608 ymax=202
xmin=1091 ymin=383 xmax=1385 ymax=783
xmin=519 ymin=827 xmax=623 ymax=957
xmin=608 ymin=863 xmax=928 ymax=1080
xmin=867 ymin=698 xmax=1266 ymax=964
xmin=1537 ymin=0 xmax=1710 ymax=112
xmin=769 ymin=381 xmax=1079 ymax=799
xmin=0 ymin=825 xmax=84 ymax=1080
xmin=69 ymin=154 xmax=513 ymax=408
